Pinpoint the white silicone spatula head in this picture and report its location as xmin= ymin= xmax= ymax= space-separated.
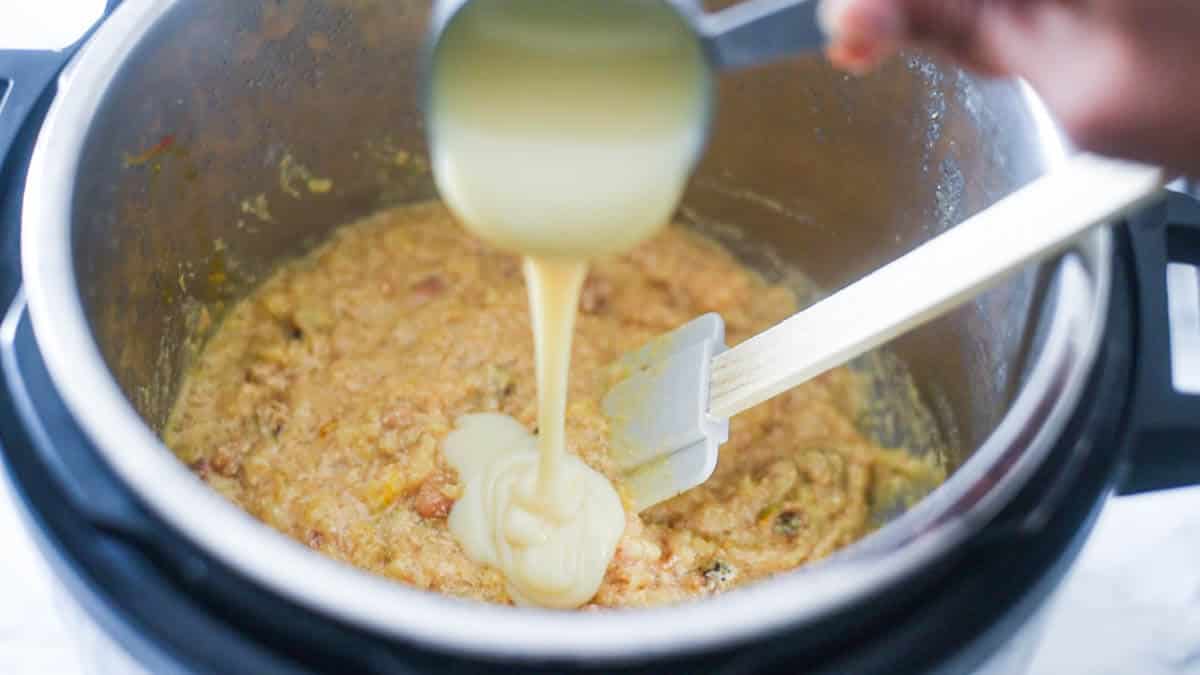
xmin=603 ymin=313 xmax=729 ymax=511
xmin=605 ymin=153 xmax=1168 ymax=511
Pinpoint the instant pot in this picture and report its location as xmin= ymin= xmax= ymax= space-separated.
xmin=3 ymin=1 xmax=1200 ymax=673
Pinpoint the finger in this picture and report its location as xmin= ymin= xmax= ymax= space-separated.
xmin=821 ymin=0 xmax=906 ymax=71
xmin=822 ymin=0 xmax=1014 ymax=74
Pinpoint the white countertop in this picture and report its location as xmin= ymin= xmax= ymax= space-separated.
xmin=3 ymin=3 xmax=1200 ymax=673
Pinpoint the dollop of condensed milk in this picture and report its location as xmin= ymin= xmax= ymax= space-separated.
xmin=429 ymin=0 xmax=710 ymax=608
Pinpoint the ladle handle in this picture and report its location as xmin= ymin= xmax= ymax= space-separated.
xmin=708 ymin=153 xmax=1168 ymax=420
xmin=699 ymin=0 xmax=827 ymax=69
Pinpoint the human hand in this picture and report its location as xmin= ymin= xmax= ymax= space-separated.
xmin=820 ymin=0 xmax=1200 ymax=174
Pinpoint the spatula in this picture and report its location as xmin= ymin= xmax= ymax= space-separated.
xmin=605 ymin=153 xmax=1168 ymax=511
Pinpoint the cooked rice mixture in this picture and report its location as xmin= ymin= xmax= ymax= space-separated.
xmin=165 ymin=201 xmax=943 ymax=608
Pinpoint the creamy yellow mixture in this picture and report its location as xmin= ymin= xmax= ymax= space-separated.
xmin=427 ymin=0 xmax=711 ymax=606
xmin=165 ymin=202 xmax=944 ymax=609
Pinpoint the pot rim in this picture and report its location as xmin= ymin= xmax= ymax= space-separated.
xmin=20 ymin=0 xmax=1111 ymax=662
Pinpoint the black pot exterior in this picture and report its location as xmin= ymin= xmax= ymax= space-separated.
xmin=0 ymin=244 xmax=1135 ymax=674
xmin=0 ymin=112 xmax=1144 ymax=669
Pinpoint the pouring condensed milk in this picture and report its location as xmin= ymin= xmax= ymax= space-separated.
xmin=427 ymin=0 xmax=711 ymax=607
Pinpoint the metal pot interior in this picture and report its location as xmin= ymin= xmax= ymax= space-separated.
xmin=75 ymin=0 xmax=1055 ymax=459
xmin=59 ymin=0 xmax=1076 ymax=637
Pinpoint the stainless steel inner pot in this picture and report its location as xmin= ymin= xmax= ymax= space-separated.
xmin=20 ymin=0 xmax=1113 ymax=663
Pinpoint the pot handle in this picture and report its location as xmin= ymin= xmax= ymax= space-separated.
xmin=1 ymin=2 xmax=122 ymax=306
xmin=0 ymin=52 xmax=60 ymax=182
xmin=0 ymin=1 xmax=120 ymax=177
xmin=1121 ymin=189 xmax=1200 ymax=493
xmin=0 ymin=52 xmax=71 ymax=305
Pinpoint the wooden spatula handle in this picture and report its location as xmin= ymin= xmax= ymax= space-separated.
xmin=708 ymin=153 xmax=1167 ymax=419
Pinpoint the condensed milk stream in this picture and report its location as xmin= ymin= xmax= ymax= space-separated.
xmin=428 ymin=0 xmax=710 ymax=608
